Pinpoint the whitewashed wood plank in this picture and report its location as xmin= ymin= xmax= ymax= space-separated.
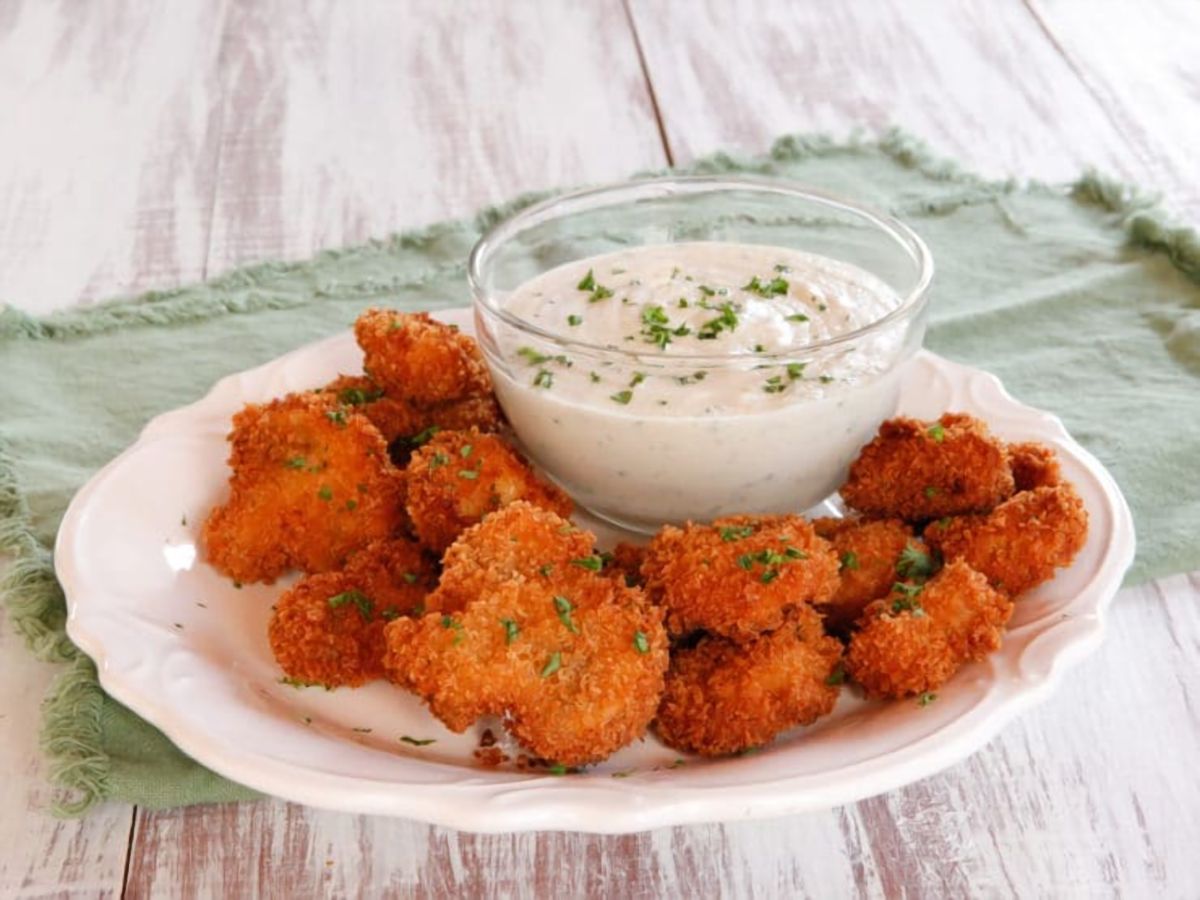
xmin=626 ymin=0 xmax=1177 ymax=193
xmin=1026 ymin=0 xmax=1200 ymax=219
xmin=201 ymin=0 xmax=665 ymax=275
xmin=0 ymin=572 xmax=133 ymax=899
xmin=0 ymin=0 xmax=229 ymax=315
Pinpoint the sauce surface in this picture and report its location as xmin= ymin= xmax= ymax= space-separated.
xmin=486 ymin=242 xmax=912 ymax=530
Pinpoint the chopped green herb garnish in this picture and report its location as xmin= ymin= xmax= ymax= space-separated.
xmin=324 ymin=408 xmax=348 ymax=427
xmin=917 ymin=692 xmax=937 ymax=707
xmin=518 ymin=346 xmax=551 ymax=365
xmin=786 ymin=362 xmax=807 ymax=380
xmin=540 ymin=652 xmax=562 ymax=678
xmin=698 ymin=285 xmax=716 ymax=296
xmin=460 ymin=444 xmax=473 ymax=458
xmin=697 ymin=302 xmax=739 ymax=340
xmin=458 ymin=468 xmax=480 ymax=480
xmin=923 ymin=485 xmax=938 ymax=499
xmin=408 ymin=425 xmax=440 ymax=447
xmin=285 ymin=456 xmax=308 ymax=469
xmin=567 ymin=314 xmax=583 ymax=327
xmin=825 ymin=665 xmax=846 ymax=686
xmin=338 ymin=386 xmax=383 ymax=406
xmin=896 ymin=544 xmax=936 ymax=581
xmin=840 ymin=551 xmax=860 ymax=571
xmin=553 ymin=595 xmax=579 ymax=633
xmin=400 ymin=735 xmax=437 ymax=746
xmin=743 ymin=275 xmax=789 ymax=297
xmin=317 ymin=485 xmax=333 ymax=502
xmin=441 ymin=614 xmax=465 ymax=644
xmin=501 ymin=618 xmax=520 ymax=644
xmin=719 ymin=524 xmax=756 ymax=542
xmin=380 ymin=607 xmax=402 ymax=621
xmin=589 ymin=371 xmax=601 ymax=384
xmin=760 ymin=569 xmax=780 ymax=584
xmin=633 ymin=630 xmax=650 ymax=654
xmin=676 ymin=371 xmax=707 ymax=385
xmin=401 ymin=572 xmax=419 ymax=585
xmin=328 ymin=589 xmax=373 ymax=620
xmin=279 ymin=676 xmax=319 ymax=688
xmin=577 ymin=269 xmax=596 ymax=291
xmin=927 ymin=423 xmax=946 ymax=442
xmin=533 ymin=369 xmax=554 ymax=389
xmin=538 ymin=563 xmax=554 ymax=577
xmin=629 ymin=371 xmax=646 ymax=387
xmin=786 ymin=313 xmax=810 ymax=322
xmin=345 ymin=499 xmax=358 ymax=511
xmin=819 ymin=374 xmax=835 ymax=384
xmin=429 ymin=452 xmax=450 ymax=469
xmin=571 ymin=555 xmax=605 ymax=572
xmin=610 ymin=390 xmax=633 ymax=405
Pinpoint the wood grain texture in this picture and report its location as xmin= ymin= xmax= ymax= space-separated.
xmin=1026 ymin=0 xmax=1200 ymax=219
xmin=201 ymin=0 xmax=665 ymax=276
xmin=0 ymin=0 xmax=228 ymax=315
xmin=626 ymin=0 xmax=1177 ymax=190
xmin=0 ymin=578 xmax=133 ymax=899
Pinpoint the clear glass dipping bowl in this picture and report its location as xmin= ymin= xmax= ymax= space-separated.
xmin=468 ymin=176 xmax=933 ymax=533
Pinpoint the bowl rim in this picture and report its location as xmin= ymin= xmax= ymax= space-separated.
xmin=467 ymin=174 xmax=935 ymax=365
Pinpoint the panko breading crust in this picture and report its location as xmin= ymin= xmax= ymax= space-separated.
xmin=655 ymin=605 xmax=842 ymax=756
xmin=202 ymin=392 xmax=407 ymax=583
xmin=641 ymin=514 xmax=839 ymax=641
xmin=924 ymin=484 xmax=1088 ymax=595
xmin=384 ymin=564 xmax=668 ymax=766
xmin=1006 ymin=441 xmax=1062 ymax=493
xmin=811 ymin=517 xmax=925 ymax=633
xmin=355 ymin=308 xmax=492 ymax=406
xmin=405 ymin=429 xmax=573 ymax=553
xmin=841 ymin=412 xmax=1015 ymax=521
xmin=268 ymin=538 xmax=438 ymax=687
xmin=846 ymin=559 xmax=1013 ymax=698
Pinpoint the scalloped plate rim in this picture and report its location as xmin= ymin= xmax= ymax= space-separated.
xmin=56 ymin=309 xmax=1136 ymax=833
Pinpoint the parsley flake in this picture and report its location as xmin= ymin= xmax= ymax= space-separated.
xmin=553 ymin=595 xmax=579 ymax=633
xmin=917 ymin=692 xmax=937 ymax=707
xmin=400 ymin=736 xmax=437 ymax=746
xmin=719 ymin=524 xmax=756 ymax=542
xmin=840 ymin=551 xmax=860 ymax=571
xmin=317 ymin=485 xmax=333 ymax=502
xmin=610 ymin=390 xmax=633 ymax=405
xmin=633 ymin=630 xmax=650 ymax=654
xmin=927 ymin=423 xmax=946 ymax=443
xmin=896 ymin=544 xmax=936 ymax=581
xmin=540 ymin=652 xmax=562 ymax=678
xmin=328 ymin=590 xmax=373 ymax=620
xmin=571 ymin=555 xmax=605 ymax=572
xmin=567 ymin=314 xmax=583 ymax=327
xmin=825 ymin=665 xmax=846 ymax=686
xmin=743 ymin=275 xmax=789 ymax=297
xmin=501 ymin=618 xmax=520 ymax=644
xmin=533 ymin=369 xmax=554 ymax=389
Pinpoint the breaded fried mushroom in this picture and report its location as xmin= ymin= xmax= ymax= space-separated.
xmin=430 ymin=501 xmax=596 ymax=614
xmin=846 ymin=559 xmax=1013 ymax=699
xmin=405 ymin=429 xmax=573 ymax=553
xmin=267 ymin=538 xmax=438 ymax=688
xmin=384 ymin=570 xmax=668 ymax=766
xmin=1006 ymin=441 xmax=1062 ymax=493
xmin=811 ymin=517 xmax=930 ymax=633
xmin=202 ymin=392 xmax=407 ymax=583
xmin=655 ymin=605 xmax=843 ymax=756
xmin=841 ymin=412 xmax=1015 ymax=521
xmin=317 ymin=374 xmax=503 ymax=458
xmin=355 ymin=308 xmax=492 ymax=405
xmin=641 ymin=515 xmax=839 ymax=641
xmin=924 ymin=484 xmax=1088 ymax=596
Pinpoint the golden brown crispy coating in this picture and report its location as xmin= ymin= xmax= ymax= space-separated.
xmin=267 ymin=538 xmax=438 ymax=687
xmin=924 ymin=484 xmax=1088 ymax=596
xmin=654 ymin=604 xmax=842 ymax=756
xmin=1006 ymin=441 xmax=1062 ymax=493
xmin=355 ymin=308 xmax=492 ymax=406
xmin=846 ymin=560 xmax=1013 ymax=698
xmin=841 ymin=413 xmax=1015 ymax=521
xmin=384 ymin=571 xmax=668 ymax=766
xmin=317 ymin=374 xmax=503 ymax=448
xmin=641 ymin=515 xmax=839 ymax=641
xmin=202 ymin=392 xmax=407 ymax=583
xmin=405 ymin=429 xmax=573 ymax=554
xmin=811 ymin=517 xmax=928 ymax=633
xmin=430 ymin=501 xmax=596 ymax=614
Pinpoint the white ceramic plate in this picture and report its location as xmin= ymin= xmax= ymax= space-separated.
xmin=57 ymin=308 xmax=1134 ymax=833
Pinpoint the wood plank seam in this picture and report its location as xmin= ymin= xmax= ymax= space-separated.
xmin=621 ymin=0 xmax=676 ymax=166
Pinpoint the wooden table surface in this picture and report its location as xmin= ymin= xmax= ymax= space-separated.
xmin=2 ymin=1 xmax=1198 ymax=896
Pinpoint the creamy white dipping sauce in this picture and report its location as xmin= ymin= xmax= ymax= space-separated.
xmin=485 ymin=242 xmax=912 ymax=531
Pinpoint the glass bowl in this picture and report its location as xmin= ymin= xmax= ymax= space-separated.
xmin=468 ymin=176 xmax=933 ymax=533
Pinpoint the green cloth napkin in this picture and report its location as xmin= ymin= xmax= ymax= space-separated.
xmin=2 ymin=130 xmax=1197 ymax=814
